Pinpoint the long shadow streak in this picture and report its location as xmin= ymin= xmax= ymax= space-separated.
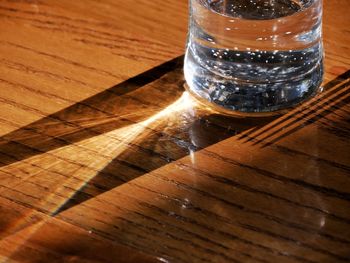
xmin=0 ymin=54 xmax=277 ymax=216
xmin=0 ymin=56 xmax=184 ymax=168
xmin=258 ymin=71 xmax=350 ymax=147
xmin=237 ymin=70 xmax=350 ymax=145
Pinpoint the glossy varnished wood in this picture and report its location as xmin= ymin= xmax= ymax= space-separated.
xmin=0 ymin=0 xmax=349 ymax=262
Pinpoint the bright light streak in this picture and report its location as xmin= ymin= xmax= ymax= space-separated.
xmin=0 ymin=92 xmax=195 ymax=256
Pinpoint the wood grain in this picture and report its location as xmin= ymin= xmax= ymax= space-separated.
xmin=0 ymin=0 xmax=349 ymax=262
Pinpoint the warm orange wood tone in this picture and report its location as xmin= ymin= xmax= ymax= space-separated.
xmin=0 ymin=0 xmax=349 ymax=262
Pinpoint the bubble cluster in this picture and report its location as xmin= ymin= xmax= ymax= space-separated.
xmin=185 ymin=0 xmax=323 ymax=112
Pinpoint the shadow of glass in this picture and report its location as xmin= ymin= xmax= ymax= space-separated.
xmin=0 ymin=55 xmax=277 ymax=220
xmin=2 ymin=60 xmax=349 ymax=263
xmin=55 ymin=92 xmax=276 ymax=213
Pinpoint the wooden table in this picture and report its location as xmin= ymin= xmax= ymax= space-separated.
xmin=0 ymin=0 xmax=349 ymax=262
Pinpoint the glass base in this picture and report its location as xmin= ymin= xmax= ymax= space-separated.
xmin=184 ymin=58 xmax=324 ymax=115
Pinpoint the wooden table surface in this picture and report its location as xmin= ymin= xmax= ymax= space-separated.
xmin=0 ymin=0 xmax=349 ymax=262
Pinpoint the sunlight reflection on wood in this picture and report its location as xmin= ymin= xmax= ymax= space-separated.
xmin=0 ymin=91 xmax=208 ymax=258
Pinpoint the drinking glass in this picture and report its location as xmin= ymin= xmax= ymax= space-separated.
xmin=184 ymin=0 xmax=323 ymax=114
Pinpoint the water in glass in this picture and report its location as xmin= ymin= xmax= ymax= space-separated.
xmin=184 ymin=0 xmax=323 ymax=113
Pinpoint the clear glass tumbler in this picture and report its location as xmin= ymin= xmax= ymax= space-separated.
xmin=184 ymin=0 xmax=323 ymax=114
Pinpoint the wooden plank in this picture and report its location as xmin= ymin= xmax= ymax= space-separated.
xmin=0 ymin=197 xmax=157 ymax=263
xmin=0 ymin=0 xmax=349 ymax=262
